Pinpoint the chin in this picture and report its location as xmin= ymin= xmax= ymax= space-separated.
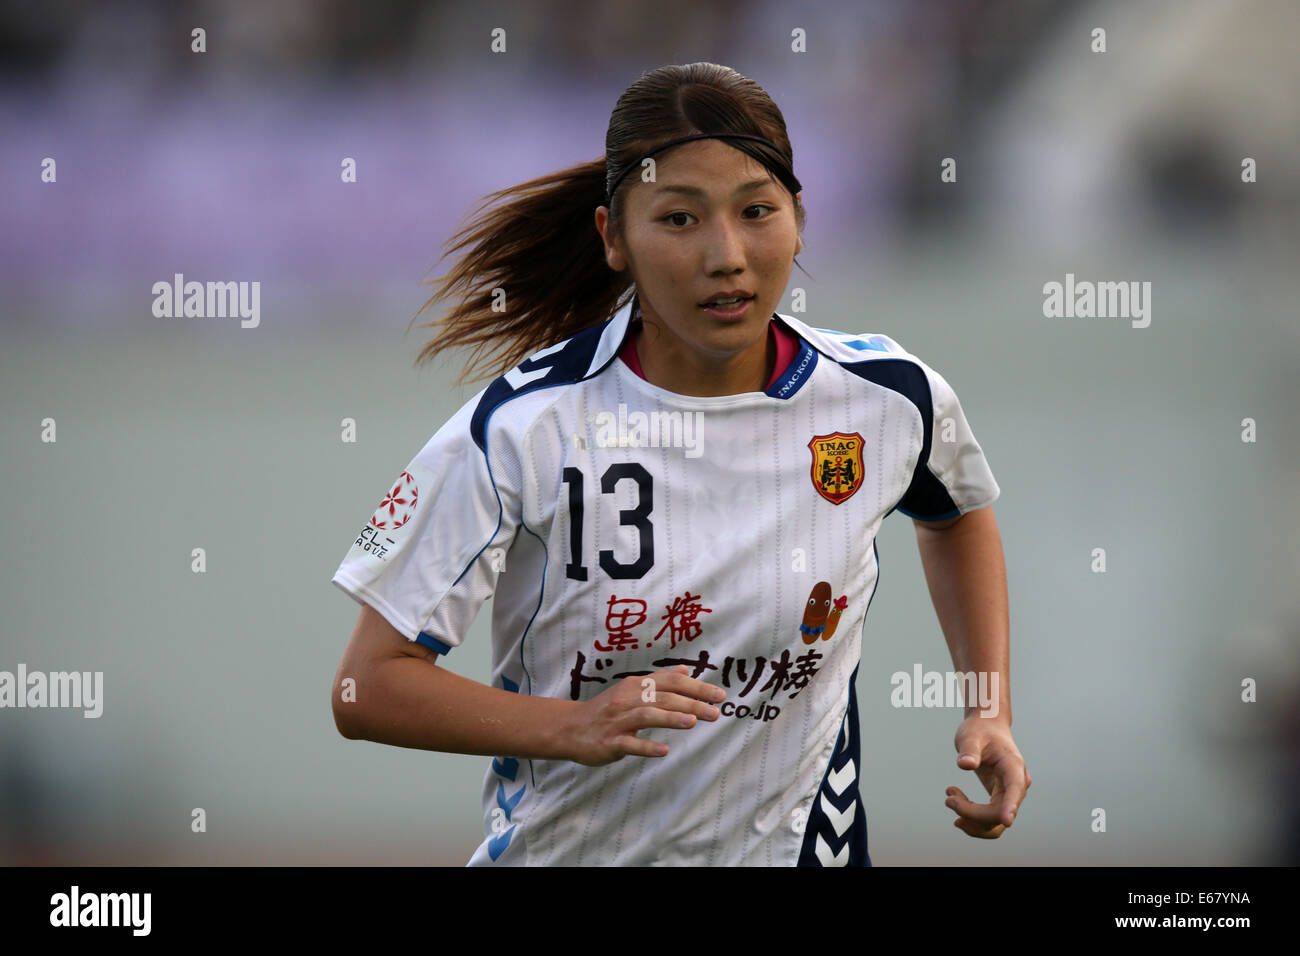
xmin=694 ymin=319 xmax=766 ymax=352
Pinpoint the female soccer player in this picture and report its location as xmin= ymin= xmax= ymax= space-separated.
xmin=330 ymin=62 xmax=1029 ymax=866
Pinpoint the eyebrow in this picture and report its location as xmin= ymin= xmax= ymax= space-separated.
xmin=652 ymin=178 xmax=775 ymax=198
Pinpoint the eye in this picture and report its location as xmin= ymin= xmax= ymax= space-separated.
xmin=808 ymin=598 xmax=816 ymax=607
xmin=823 ymin=599 xmax=831 ymax=607
xmin=662 ymin=204 xmax=774 ymax=227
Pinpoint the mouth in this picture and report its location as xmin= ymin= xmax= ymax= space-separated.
xmin=699 ymin=292 xmax=755 ymax=318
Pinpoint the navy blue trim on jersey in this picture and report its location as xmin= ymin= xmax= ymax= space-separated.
xmin=796 ymin=537 xmax=883 ymax=866
xmin=514 ymin=517 xmax=547 ymax=704
xmin=764 ymin=334 xmax=818 ymax=400
xmin=429 ymin=500 xmax=505 ymax=657
xmin=416 ymin=631 xmax=453 ymax=655
xmin=463 ymin=311 xmax=634 ymax=824
xmin=798 ymin=661 xmax=870 ymax=867
xmin=842 ymin=358 xmax=959 ymax=521
xmin=470 ymin=319 xmax=619 ymax=452
xmin=515 ymin=516 xmax=548 ymax=791
xmin=438 ymin=310 xmax=627 ymax=657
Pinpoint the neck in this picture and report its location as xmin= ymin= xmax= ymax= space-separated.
xmin=633 ymin=318 xmax=774 ymax=397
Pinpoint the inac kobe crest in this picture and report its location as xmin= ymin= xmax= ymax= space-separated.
xmin=808 ymin=432 xmax=865 ymax=505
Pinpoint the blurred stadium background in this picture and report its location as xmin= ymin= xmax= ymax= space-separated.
xmin=1 ymin=0 xmax=1297 ymax=865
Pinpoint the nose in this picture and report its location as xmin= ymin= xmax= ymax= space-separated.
xmin=701 ymin=215 xmax=746 ymax=277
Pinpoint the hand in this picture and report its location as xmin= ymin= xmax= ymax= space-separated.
xmin=944 ymin=716 xmax=1030 ymax=838
xmin=562 ymin=664 xmax=726 ymax=766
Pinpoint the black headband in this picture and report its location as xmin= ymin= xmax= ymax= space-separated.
xmin=604 ymin=132 xmax=802 ymax=208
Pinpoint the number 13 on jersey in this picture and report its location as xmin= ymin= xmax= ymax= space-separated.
xmin=561 ymin=463 xmax=654 ymax=581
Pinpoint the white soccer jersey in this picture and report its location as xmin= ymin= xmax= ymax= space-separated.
xmin=331 ymin=292 xmax=1000 ymax=866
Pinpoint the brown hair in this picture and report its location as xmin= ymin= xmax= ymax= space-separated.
xmin=410 ymin=62 xmax=807 ymax=385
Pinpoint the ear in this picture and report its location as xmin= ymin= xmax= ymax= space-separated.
xmin=595 ymin=206 xmax=627 ymax=272
xmin=793 ymin=192 xmax=803 ymax=257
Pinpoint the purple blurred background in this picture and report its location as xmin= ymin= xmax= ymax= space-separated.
xmin=2 ymin=0 xmax=1298 ymax=866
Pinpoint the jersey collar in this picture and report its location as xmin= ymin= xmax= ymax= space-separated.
xmin=583 ymin=293 xmax=638 ymax=379
xmin=587 ymin=291 xmax=819 ymax=401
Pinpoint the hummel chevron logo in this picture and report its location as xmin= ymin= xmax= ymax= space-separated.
xmin=820 ymin=794 xmax=856 ymax=837
xmin=815 ymin=833 xmax=849 ymax=866
xmin=827 ymin=759 xmax=855 ymax=796
xmin=497 ymin=781 xmax=525 ymax=819
xmin=487 ymin=824 xmax=516 ymax=861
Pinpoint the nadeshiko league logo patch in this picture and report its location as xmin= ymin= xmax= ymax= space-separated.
xmin=370 ymin=470 xmax=419 ymax=530
xmin=808 ymin=431 xmax=865 ymax=505
xmin=352 ymin=466 xmax=424 ymax=562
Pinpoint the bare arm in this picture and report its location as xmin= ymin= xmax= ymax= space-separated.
xmin=331 ymin=603 xmax=580 ymax=759
xmin=331 ymin=603 xmax=725 ymax=764
xmin=912 ymin=505 xmax=1030 ymax=836
xmin=912 ymin=505 xmax=1010 ymax=722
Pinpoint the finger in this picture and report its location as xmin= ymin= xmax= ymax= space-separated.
xmin=953 ymin=729 xmax=982 ymax=770
xmin=946 ymin=788 xmax=1008 ymax=839
xmin=641 ymin=675 xmax=725 ymax=712
xmin=944 ymin=786 xmax=1005 ymax=827
xmin=995 ymin=766 xmax=1030 ymax=827
xmin=953 ymin=816 xmax=1006 ymax=839
xmin=651 ymin=690 xmax=723 ymax=720
xmin=629 ymin=703 xmax=709 ymax=733
xmin=614 ymin=733 xmax=667 ymax=758
xmin=653 ymin=667 xmax=727 ymax=704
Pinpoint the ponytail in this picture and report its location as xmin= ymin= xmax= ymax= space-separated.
xmin=411 ymin=62 xmax=804 ymax=386
xmin=410 ymin=158 xmax=632 ymax=386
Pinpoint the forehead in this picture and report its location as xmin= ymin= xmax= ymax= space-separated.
xmin=634 ymin=139 xmax=778 ymax=199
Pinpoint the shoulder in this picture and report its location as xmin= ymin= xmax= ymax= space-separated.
xmin=778 ymin=313 xmax=912 ymax=366
xmin=467 ymin=317 xmax=620 ymax=453
xmin=778 ymin=312 xmax=941 ymax=406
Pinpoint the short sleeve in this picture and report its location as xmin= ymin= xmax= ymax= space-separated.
xmin=893 ymin=359 xmax=1000 ymax=522
xmin=330 ymin=392 xmax=521 ymax=655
